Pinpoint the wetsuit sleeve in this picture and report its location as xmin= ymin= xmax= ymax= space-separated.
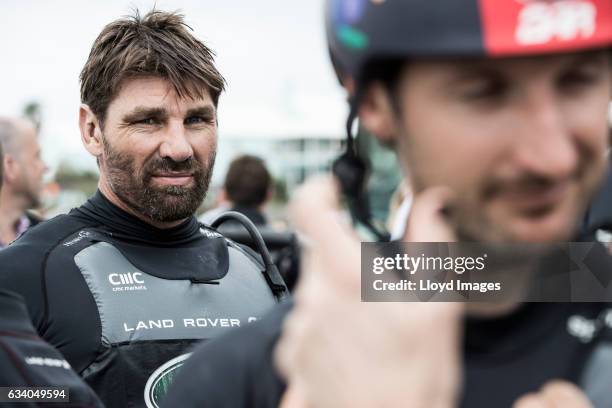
xmin=0 ymin=241 xmax=47 ymax=331
xmin=0 ymin=220 xmax=103 ymax=375
xmin=161 ymin=301 xmax=292 ymax=408
xmin=0 ymin=327 xmax=105 ymax=407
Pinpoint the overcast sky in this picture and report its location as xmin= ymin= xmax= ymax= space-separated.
xmin=0 ymin=0 xmax=347 ymax=171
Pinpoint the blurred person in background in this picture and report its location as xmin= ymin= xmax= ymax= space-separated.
xmin=164 ymin=0 xmax=612 ymax=407
xmin=0 ymin=9 xmax=286 ymax=408
xmin=204 ymin=154 xmax=302 ymax=291
xmin=0 ymin=133 xmax=105 ymax=408
xmin=0 ymin=117 xmax=47 ymax=247
xmin=198 ymin=187 xmax=231 ymax=224
xmin=210 ymin=154 xmax=273 ymax=226
xmin=200 ymin=154 xmax=272 ymax=226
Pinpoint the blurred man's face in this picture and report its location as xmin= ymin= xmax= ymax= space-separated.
xmin=386 ymin=51 xmax=611 ymax=242
xmin=15 ymin=125 xmax=46 ymax=208
xmin=100 ymin=76 xmax=217 ymax=222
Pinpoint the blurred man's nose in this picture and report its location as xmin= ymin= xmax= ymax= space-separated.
xmin=513 ymin=89 xmax=577 ymax=181
xmin=159 ymin=122 xmax=194 ymax=162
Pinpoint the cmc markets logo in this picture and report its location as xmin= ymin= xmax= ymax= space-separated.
xmin=108 ymin=272 xmax=147 ymax=292
xmin=515 ymin=0 xmax=597 ymax=45
xmin=144 ymin=353 xmax=191 ymax=408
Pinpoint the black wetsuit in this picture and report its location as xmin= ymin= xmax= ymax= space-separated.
xmin=164 ymin=269 xmax=612 ymax=407
xmin=0 ymin=289 xmax=104 ymax=407
xmin=0 ymin=191 xmax=284 ymax=408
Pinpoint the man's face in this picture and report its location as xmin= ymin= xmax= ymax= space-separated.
xmin=388 ymin=50 xmax=611 ymax=242
xmin=15 ymin=126 xmax=46 ymax=208
xmin=100 ymin=76 xmax=217 ymax=223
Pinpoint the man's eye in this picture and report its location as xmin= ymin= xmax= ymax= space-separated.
xmin=185 ymin=116 xmax=210 ymax=125
xmin=558 ymin=69 xmax=601 ymax=92
xmin=460 ymin=80 xmax=507 ymax=101
xmin=136 ymin=118 xmax=158 ymax=125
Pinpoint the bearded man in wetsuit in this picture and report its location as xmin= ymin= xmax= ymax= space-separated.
xmin=0 ymin=10 xmax=285 ymax=408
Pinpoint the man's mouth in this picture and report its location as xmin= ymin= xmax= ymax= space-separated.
xmin=150 ymin=173 xmax=194 ymax=186
xmin=493 ymin=181 xmax=570 ymax=216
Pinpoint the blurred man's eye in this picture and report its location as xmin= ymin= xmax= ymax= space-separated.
xmin=460 ymin=78 xmax=508 ymax=103
xmin=558 ymin=67 xmax=603 ymax=94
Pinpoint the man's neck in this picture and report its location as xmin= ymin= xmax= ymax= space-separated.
xmin=97 ymin=180 xmax=187 ymax=230
xmin=0 ymin=190 xmax=28 ymax=245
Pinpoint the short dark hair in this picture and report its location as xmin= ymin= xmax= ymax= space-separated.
xmin=80 ymin=9 xmax=226 ymax=125
xmin=224 ymin=155 xmax=272 ymax=207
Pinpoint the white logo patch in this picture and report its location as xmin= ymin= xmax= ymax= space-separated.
xmin=516 ymin=0 xmax=597 ymax=45
xmin=567 ymin=309 xmax=612 ymax=343
xmin=63 ymin=231 xmax=92 ymax=247
xmin=108 ymin=272 xmax=147 ymax=292
xmin=200 ymin=228 xmax=222 ymax=239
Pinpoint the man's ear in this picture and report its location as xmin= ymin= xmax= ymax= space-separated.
xmin=358 ymin=82 xmax=397 ymax=145
xmin=2 ymin=153 xmax=19 ymax=184
xmin=79 ymin=104 xmax=104 ymax=158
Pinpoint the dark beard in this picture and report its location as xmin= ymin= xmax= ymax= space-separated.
xmin=103 ymin=139 xmax=215 ymax=223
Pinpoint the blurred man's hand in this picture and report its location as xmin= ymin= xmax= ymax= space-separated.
xmin=276 ymin=176 xmax=463 ymax=408
xmin=513 ymin=382 xmax=593 ymax=408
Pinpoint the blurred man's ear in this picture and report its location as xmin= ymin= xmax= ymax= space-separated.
xmin=358 ymin=82 xmax=397 ymax=145
xmin=79 ymin=104 xmax=104 ymax=158
xmin=342 ymin=76 xmax=356 ymax=97
xmin=2 ymin=153 xmax=19 ymax=185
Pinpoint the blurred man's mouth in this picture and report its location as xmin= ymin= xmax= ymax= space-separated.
xmin=491 ymin=181 xmax=570 ymax=217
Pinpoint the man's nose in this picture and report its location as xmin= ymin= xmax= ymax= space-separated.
xmin=159 ymin=122 xmax=194 ymax=162
xmin=513 ymin=91 xmax=578 ymax=181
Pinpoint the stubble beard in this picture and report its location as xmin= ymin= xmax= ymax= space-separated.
xmin=102 ymin=138 xmax=215 ymax=223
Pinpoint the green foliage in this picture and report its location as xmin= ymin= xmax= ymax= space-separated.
xmin=272 ymin=177 xmax=288 ymax=203
xmin=22 ymin=101 xmax=43 ymax=131
xmin=54 ymin=162 xmax=99 ymax=196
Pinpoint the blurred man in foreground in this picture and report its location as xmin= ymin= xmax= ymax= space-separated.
xmin=0 ymin=10 xmax=285 ymax=407
xmin=164 ymin=0 xmax=612 ymax=407
xmin=0 ymin=117 xmax=46 ymax=247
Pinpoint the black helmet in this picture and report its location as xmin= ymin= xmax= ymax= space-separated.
xmin=326 ymin=0 xmax=612 ymax=84
xmin=327 ymin=0 xmax=612 ymax=242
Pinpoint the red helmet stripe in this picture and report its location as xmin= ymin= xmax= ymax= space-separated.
xmin=479 ymin=0 xmax=612 ymax=56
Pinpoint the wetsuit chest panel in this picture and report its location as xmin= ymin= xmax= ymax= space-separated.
xmin=74 ymin=241 xmax=276 ymax=345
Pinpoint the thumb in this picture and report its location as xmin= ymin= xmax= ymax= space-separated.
xmin=289 ymin=174 xmax=361 ymax=286
xmin=279 ymin=384 xmax=312 ymax=408
xmin=513 ymin=381 xmax=593 ymax=408
xmin=405 ymin=186 xmax=457 ymax=242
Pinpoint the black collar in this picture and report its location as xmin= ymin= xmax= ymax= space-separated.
xmin=73 ymin=190 xmax=201 ymax=246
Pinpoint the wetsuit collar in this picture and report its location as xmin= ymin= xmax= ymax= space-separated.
xmin=74 ymin=190 xmax=201 ymax=246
